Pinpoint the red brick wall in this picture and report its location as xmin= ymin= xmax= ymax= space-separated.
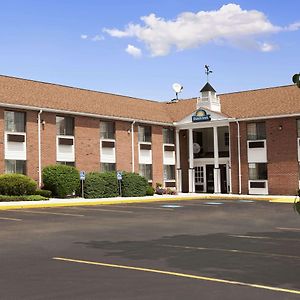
xmin=75 ymin=116 xmax=100 ymax=172
xmin=26 ymin=111 xmax=39 ymax=181
xmin=230 ymin=122 xmax=249 ymax=194
xmin=152 ymin=125 xmax=163 ymax=186
xmin=0 ymin=109 xmax=4 ymax=174
xmin=115 ymin=120 xmax=132 ymax=172
xmin=266 ymin=117 xmax=298 ymax=195
xmin=41 ymin=112 xmax=56 ymax=168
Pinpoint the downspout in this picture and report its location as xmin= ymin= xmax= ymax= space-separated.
xmin=37 ymin=110 xmax=42 ymax=188
xmin=131 ymin=120 xmax=136 ymax=172
xmin=235 ymin=120 xmax=242 ymax=194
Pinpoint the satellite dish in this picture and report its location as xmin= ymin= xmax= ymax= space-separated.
xmin=172 ymin=83 xmax=183 ymax=94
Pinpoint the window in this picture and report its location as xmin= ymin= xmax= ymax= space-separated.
xmin=5 ymin=111 xmax=26 ymax=132
xmin=163 ymin=165 xmax=175 ymax=180
xmin=163 ymin=128 xmax=174 ymax=144
xmin=5 ymin=160 xmax=26 ymax=174
xmin=297 ymin=120 xmax=300 ymax=137
xmin=139 ymin=164 xmax=152 ymax=181
xmin=57 ymin=161 xmax=75 ymax=167
xmin=247 ymin=122 xmax=266 ymax=140
xmin=101 ymin=163 xmax=116 ymax=172
xmin=56 ymin=116 xmax=74 ymax=136
xmin=100 ymin=121 xmax=115 ymax=140
xmin=224 ymin=132 xmax=229 ymax=146
xmin=138 ymin=126 xmax=151 ymax=143
xmin=249 ymin=163 xmax=267 ymax=180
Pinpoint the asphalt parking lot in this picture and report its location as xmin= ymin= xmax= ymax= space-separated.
xmin=1 ymin=199 xmax=300 ymax=300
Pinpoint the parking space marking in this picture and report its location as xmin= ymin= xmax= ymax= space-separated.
xmin=68 ymin=207 xmax=134 ymax=214
xmin=6 ymin=209 xmax=85 ymax=217
xmin=53 ymin=256 xmax=300 ymax=295
xmin=159 ymin=244 xmax=300 ymax=260
xmin=229 ymin=234 xmax=300 ymax=242
xmin=277 ymin=227 xmax=300 ymax=231
xmin=109 ymin=205 xmax=174 ymax=211
xmin=0 ymin=216 xmax=22 ymax=221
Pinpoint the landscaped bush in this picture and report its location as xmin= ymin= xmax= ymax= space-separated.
xmin=0 ymin=174 xmax=37 ymax=196
xmin=146 ymin=185 xmax=155 ymax=196
xmin=121 ymin=172 xmax=148 ymax=197
xmin=84 ymin=172 xmax=119 ymax=198
xmin=42 ymin=165 xmax=80 ymax=198
xmin=0 ymin=195 xmax=48 ymax=202
xmin=35 ymin=189 xmax=52 ymax=198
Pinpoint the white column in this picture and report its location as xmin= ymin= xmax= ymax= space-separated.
xmin=213 ymin=126 xmax=221 ymax=193
xmin=188 ymin=128 xmax=195 ymax=193
xmin=175 ymin=129 xmax=182 ymax=192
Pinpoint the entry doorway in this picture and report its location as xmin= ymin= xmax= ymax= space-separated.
xmin=194 ymin=163 xmax=228 ymax=193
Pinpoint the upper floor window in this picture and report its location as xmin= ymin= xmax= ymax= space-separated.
xmin=100 ymin=121 xmax=115 ymax=140
xmin=56 ymin=116 xmax=74 ymax=136
xmin=5 ymin=111 xmax=26 ymax=132
xmin=138 ymin=125 xmax=151 ymax=143
xmin=247 ymin=122 xmax=266 ymax=140
xmin=163 ymin=128 xmax=174 ymax=144
xmin=249 ymin=163 xmax=268 ymax=180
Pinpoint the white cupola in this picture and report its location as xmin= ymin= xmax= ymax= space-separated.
xmin=197 ymin=82 xmax=221 ymax=112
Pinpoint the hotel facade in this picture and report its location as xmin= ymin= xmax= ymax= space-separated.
xmin=0 ymin=75 xmax=300 ymax=195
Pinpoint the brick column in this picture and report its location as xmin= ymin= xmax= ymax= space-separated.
xmin=152 ymin=125 xmax=163 ymax=186
xmin=0 ymin=108 xmax=4 ymax=174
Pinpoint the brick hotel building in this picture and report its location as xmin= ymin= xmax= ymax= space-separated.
xmin=0 ymin=75 xmax=300 ymax=195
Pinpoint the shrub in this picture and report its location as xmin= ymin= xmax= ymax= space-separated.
xmin=146 ymin=185 xmax=155 ymax=196
xmin=121 ymin=172 xmax=148 ymax=197
xmin=84 ymin=172 xmax=119 ymax=198
xmin=0 ymin=174 xmax=37 ymax=196
xmin=35 ymin=189 xmax=52 ymax=198
xmin=42 ymin=165 xmax=80 ymax=198
xmin=0 ymin=195 xmax=48 ymax=202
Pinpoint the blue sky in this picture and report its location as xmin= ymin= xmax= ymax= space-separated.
xmin=0 ymin=1 xmax=299 ymax=101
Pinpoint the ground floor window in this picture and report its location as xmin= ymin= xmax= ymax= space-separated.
xmin=57 ymin=161 xmax=75 ymax=167
xmin=5 ymin=160 xmax=26 ymax=174
xmin=163 ymin=165 xmax=175 ymax=180
xmin=248 ymin=163 xmax=267 ymax=180
xmin=139 ymin=164 xmax=152 ymax=181
xmin=101 ymin=163 xmax=116 ymax=172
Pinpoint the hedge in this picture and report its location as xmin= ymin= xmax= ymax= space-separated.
xmin=0 ymin=195 xmax=48 ymax=202
xmin=121 ymin=172 xmax=148 ymax=197
xmin=0 ymin=174 xmax=37 ymax=196
xmin=35 ymin=189 xmax=52 ymax=198
xmin=42 ymin=165 xmax=80 ymax=198
xmin=84 ymin=172 xmax=119 ymax=198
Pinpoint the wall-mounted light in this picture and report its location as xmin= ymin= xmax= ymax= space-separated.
xmin=41 ymin=120 xmax=46 ymax=130
xmin=127 ymin=128 xmax=131 ymax=134
xmin=278 ymin=125 xmax=283 ymax=131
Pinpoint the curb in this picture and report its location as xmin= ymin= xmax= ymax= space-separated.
xmin=0 ymin=194 xmax=290 ymax=211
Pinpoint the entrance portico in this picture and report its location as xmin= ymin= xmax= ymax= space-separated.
xmin=174 ymin=82 xmax=232 ymax=194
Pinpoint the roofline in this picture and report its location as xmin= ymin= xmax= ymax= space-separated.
xmin=218 ymin=84 xmax=295 ymax=96
xmin=0 ymin=74 xmax=161 ymax=104
xmin=0 ymin=102 xmax=173 ymax=126
xmin=231 ymin=113 xmax=300 ymax=122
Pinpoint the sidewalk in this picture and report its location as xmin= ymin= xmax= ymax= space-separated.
xmin=0 ymin=193 xmax=297 ymax=210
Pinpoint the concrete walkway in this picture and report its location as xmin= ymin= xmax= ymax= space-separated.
xmin=0 ymin=193 xmax=297 ymax=210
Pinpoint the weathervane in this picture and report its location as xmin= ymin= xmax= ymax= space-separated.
xmin=205 ymin=65 xmax=213 ymax=82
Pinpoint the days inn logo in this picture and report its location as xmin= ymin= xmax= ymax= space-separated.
xmin=192 ymin=109 xmax=211 ymax=122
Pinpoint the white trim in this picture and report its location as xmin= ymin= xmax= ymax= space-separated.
xmin=0 ymin=102 xmax=173 ymax=126
xmin=37 ymin=110 xmax=42 ymax=188
xmin=232 ymin=113 xmax=300 ymax=122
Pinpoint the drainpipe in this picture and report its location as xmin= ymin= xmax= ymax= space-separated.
xmin=131 ymin=120 xmax=136 ymax=172
xmin=235 ymin=120 xmax=242 ymax=194
xmin=37 ymin=110 xmax=43 ymax=188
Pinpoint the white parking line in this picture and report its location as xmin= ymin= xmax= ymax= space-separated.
xmin=276 ymin=227 xmax=300 ymax=231
xmin=0 ymin=216 xmax=22 ymax=221
xmin=229 ymin=234 xmax=300 ymax=242
xmin=111 ymin=205 xmax=174 ymax=211
xmin=7 ymin=209 xmax=85 ymax=217
xmin=69 ymin=207 xmax=134 ymax=214
xmin=159 ymin=244 xmax=300 ymax=260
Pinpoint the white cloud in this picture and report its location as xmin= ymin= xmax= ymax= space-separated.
xmin=259 ymin=42 xmax=277 ymax=52
xmin=80 ymin=34 xmax=88 ymax=40
xmin=91 ymin=35 xmax=105 ymax=41
xmin=125 ymin=44 xmax=142 ymax=58
xmin=103 ymin=4 xmax=299 ymax=56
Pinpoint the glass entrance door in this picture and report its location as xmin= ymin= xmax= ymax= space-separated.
xmin=206 ymin=165 xmax=214 ymax=193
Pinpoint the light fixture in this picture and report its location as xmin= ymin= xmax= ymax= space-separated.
xmin=278 ymin=125 xmax=283 ymax=131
